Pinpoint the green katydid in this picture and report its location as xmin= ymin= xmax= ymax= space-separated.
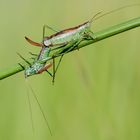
xmin=23 ymin=4 xmax=140 ymax=82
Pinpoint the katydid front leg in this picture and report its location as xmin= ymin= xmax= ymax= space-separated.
xmin=84 ymin=30 xmax=96 ymax=40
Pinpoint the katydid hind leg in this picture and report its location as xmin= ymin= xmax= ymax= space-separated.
xmin=55 ymin=55 xmax=64 ymax=74
xmin=51 ymin=40 xmax=83 ymax=83
xmin=54 ymin=40 xmax=77 ymax=56
xmin=51 ymin=55 xmax=63 ymax=83
xmin=66 ymin=32 xmax=95 ymax=52
xmin=46 ymin=55 xmax=64 ymax=83
xmin=62 ymin=38 xmax=83 ymax=53
xmin=51 ymin=43 xmax=67 ymax=51
xmin=52 ymin=57 xmax=55 ymax=84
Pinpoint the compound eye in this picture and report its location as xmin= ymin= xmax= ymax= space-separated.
xmin=44 ymin=40 xmax=51 ymax=46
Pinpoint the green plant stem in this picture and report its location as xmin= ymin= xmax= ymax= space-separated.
xmin=0 ymin=17 xmax=140 ymax=80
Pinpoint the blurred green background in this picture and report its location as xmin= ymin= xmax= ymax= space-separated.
xmin=0 ymin=0 xmax=140 ymax=140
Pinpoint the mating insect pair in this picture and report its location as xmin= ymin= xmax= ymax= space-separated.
xmin=17 ymin=20 xmax=97 ymax=136
xmin=19 ymin=12 xmax=100 ymax=83
xmin=19 ymin=4 xmax=140 ymax=83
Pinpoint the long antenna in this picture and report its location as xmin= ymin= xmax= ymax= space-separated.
xmin=89 ymin=11 xmax=102 ymax=23
xmin=25 ymin=79 xmax=35 ymax=134
xmin=27 ymin=81 xmax=53 ymax=136
xmin=89 ymin=3 xmax=140 ymax=23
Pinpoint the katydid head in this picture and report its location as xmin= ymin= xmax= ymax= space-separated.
xmin=17 ymin=52 xmax=42 ymax=78
xmin=43 ymin=39 xmax=52 ymax=46
xmin=25 ymin=62 xmax=44 ymax=78
xmin=25 ymin=66 xmax=36 ymax=78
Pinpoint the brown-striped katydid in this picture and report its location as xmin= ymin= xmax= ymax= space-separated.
xmin=24 ymin=4 xmax=140 ymax=83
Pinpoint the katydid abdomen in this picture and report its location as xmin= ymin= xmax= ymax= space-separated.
xmin=43 ymin=22 xmax=90 ymax=47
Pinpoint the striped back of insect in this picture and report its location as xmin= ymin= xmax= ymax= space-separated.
xmin=43 ymin=21 xmax=91 ymax=47
xmin=76 ymin=21 xmax=91 ymax=33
